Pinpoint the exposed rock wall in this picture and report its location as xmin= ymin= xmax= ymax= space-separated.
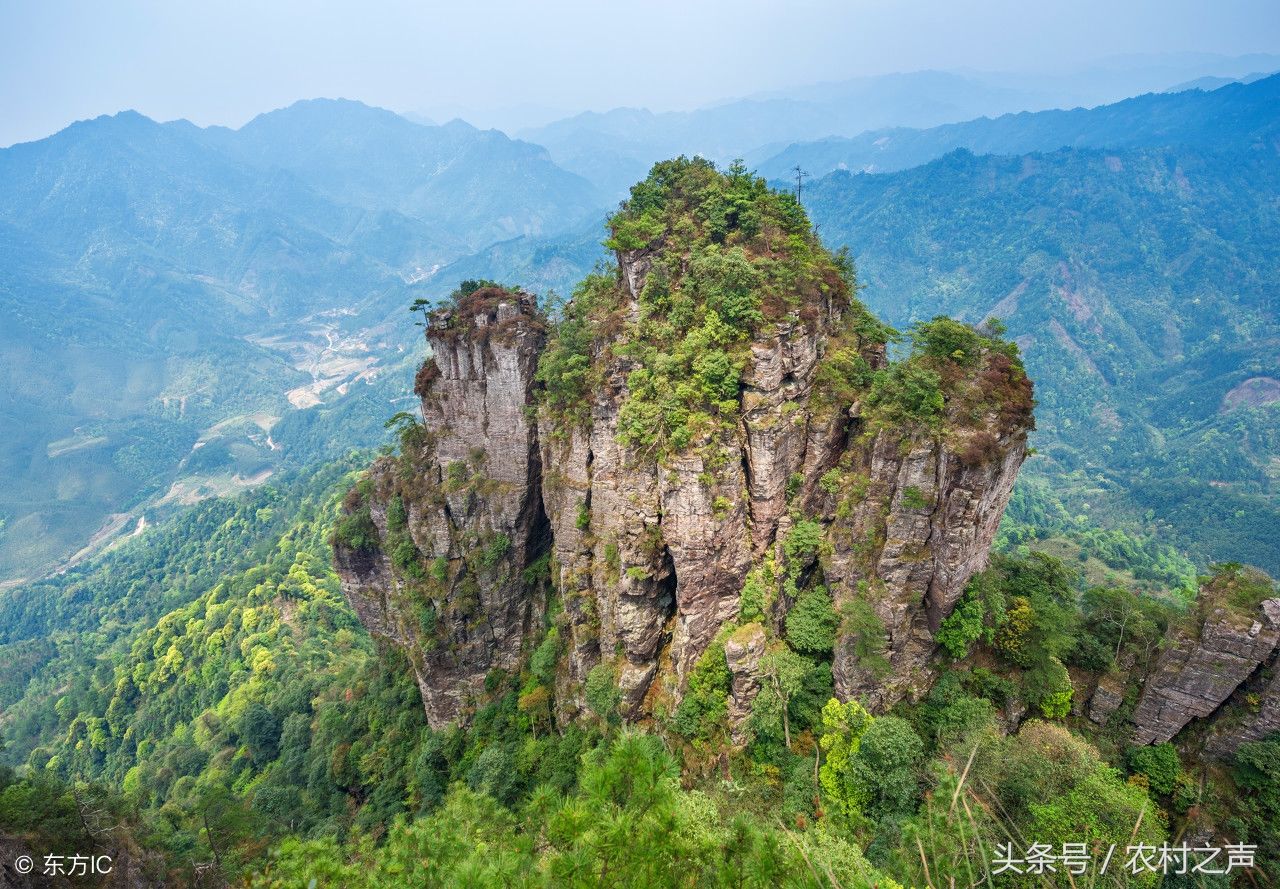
xmin=530 ymin=248 xmax=1031 ymax=726
xmin=1217 ymin=660 xmax=1280 ymax=751
xmin=1131 ymin=595 xmax=1280 ymax=745
xmin=332 ymin=165 xmax=1280 ymax=762
xmin=823 ymin=429 xmax=1026 ymax=709
xmin=1087 ymin=673 xmax=1126 ymax=725
xmin=538 ymin=369 xmax=755 ymax=716
xmin=337 ymin=271 xmax=1031 ymax=731
xmin=333 ymin=172 xmax=1033 ymax=735
xmin=725 ymin=624 xmax=767 ymax=744
xmin=334 ymin=289 xmax=549 ymax=728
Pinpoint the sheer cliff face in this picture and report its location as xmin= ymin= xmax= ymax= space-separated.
xmin=334 ymin=289 xmax=550 ymax=727
xmin=334 ymin=161 xmax=1034 ymax=729
xmin=537 ymin=250 xmax=1031 ymax=720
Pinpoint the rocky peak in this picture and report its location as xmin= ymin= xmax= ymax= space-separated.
xmin=334 ymin=159 xmax=1034 ymax=733
xmin=334 ymin=284 xmax=549 ymax=727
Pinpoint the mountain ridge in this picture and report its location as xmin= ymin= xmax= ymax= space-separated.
xmin=801 ymin=140 xmax=1280 ymax=571
xmin=757 ymin=72 xmax=1280 ymax=178
xmin=0 ymin=99 xmax=609 ymax=582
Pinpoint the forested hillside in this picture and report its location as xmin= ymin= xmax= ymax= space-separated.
xmin=0 ymin=101 xmax=603 ymax=583
xmin=4 ymin=161 xmax=1276 ymax=889
xmin=0 ymin=461 xmax=440 ymax=879
xmin=2 ymin=35 xmax=1279 ymax=888
xmin=803 ymin=141 xmax=1280 ymax=572
xmin=4 ymin=451 xmax=1277 ymax=885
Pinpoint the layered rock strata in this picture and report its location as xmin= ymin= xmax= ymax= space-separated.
xmin=336 ymin=278 xmax=1031 ymax=729
xmin=1132 ymin=591 xmax=1280 ymax=745
xmin=534 ymin=252 xmax=1031 ymax=723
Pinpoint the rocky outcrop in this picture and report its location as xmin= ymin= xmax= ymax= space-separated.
xmin=337 ymin=282 xmax=1030 ymax=731
xmin=1131 ymin=594 xmax=1280 ymax=745
xmin=823 ymin=429 xmax=1026 ymax=709
xmin=334 ymin=164 xmax=1034 ymax=734
xmin=1203 ymin=658 xmax=1280 ymax=756
xmin=530 ymin=260 xmax=1033 ymax=733
xmin=1220 ymin=662 xmax=1280 ymax=750
xmin=339 ymin=281 xmax=1028 ymax=731
xmin=725 ymin=623 xmax=767 ymax=743
xmin=1087 ymin=672 xmax=1126 ymax=725
xmin=334 ymin=288 xmax=550 ymax=728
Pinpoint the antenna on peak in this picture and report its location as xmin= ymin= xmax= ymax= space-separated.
xmin=792 ymin=165 xmax=808 ymax=206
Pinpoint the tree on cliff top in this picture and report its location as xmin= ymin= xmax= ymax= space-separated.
xmin=537 ymin=157 xmax=870 ymax=457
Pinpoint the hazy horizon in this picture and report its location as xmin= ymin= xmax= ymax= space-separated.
xmin=2 ymin=0 xmax=1278 ymax=147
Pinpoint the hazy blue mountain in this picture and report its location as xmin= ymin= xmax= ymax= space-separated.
xmin=199 ymin=99 xmax=603 ymax=254
xmin=520 ymin=58 xmax=1280 ymax=199
xmin=521 ymin=71 xmax=1065 ymax=198
xmin=0 ymin=102 xmax=606 ymax=582
xmin=429 ymin=220 xmax=610 ymax=302
xmin=801 ymin=142 xmax=1280 ymax=571
xmin=0 ymin=110 xmax=426 ymax=320
xmin=757 ymin=73 xmax=1280 ymax=178
xmin=1164 ymin=71 xmax=1274 ymax=92
xmin=751 ymin=53 xmax=1280 ymax=108
xmin=0 ymin=115 xmax=401 ymax=581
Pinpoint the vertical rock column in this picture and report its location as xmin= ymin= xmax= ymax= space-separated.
xmin=335 ymin=289 xmax=549 ymax=728
xmin=817 ymin=428 xmax=1027 ymax=711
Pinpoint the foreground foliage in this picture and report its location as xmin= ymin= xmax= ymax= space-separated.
xmin=2 ymin=453 xmax=1277 ymax=885
xmin=252 ymin=733 xmax=895 ymax=889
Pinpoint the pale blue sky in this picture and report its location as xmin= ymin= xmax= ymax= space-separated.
xmin=1 ymin=0 xmax=1278 ymax=146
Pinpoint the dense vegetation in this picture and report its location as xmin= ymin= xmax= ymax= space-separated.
xmin=2 ymin=307 xmax=1273 ymax=888
xmin=12 ymin=464 xmax=1278 ymax=886
xmin=0 ymin=463 xmax=446 ymax=877
xmin=538 ymin=155 xmax=859 ymax=457
xmin=997 ymin=475 xmax=1200 ymax=596
xmin=536 ymin=157 xmax=1031 ymax=474
xmin=250 ymin=732 xmax=894 ymax=889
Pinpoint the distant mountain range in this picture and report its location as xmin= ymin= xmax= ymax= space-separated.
xmin=197 ymin=98 xmax=602 ymax=254
xmin=756 ymin=73 xmax=1280 ymax=178
xmin=796 ymin=87 xmax=1280 ymax=570
xmin=0 ymin=100 xmax=603 ymax=581
xmin=1164 ymin=71 xmax=1275 ymax=92
xmin=3 ymin=62 xmax=1279 ymax=582
xmin=519 ymin=71 xmax=1045 ymax=198
xmin=518 ymin=57 xmax=1280 ymax=198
